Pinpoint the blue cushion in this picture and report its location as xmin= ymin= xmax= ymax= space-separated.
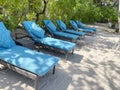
xmin=70 ymin=20 xmax=94 ymax=33
xmin=43 ymin=20 xmax=56 ymax=33
xmin=56 ymin=20 xmax=86 ymax=36
xmin=56 ymin=20 xmax=66 ymax=31
xmin=0 ymin=47 xmax=4 ymax=50
xmin=40 ymin=37 xmax=76 ymax=51
xmin=82 ymin=27 xmax=96 ymax=31
xmin=31 ymin=22 xmax=45 ymax=39
xmin=76 ymin=21 xmax=83 ymax=28
xmin=65 ymin=30 xmax=86 ymax=36
xmin=76 ymin=21 xmax=96 ymax=31
xmin=0 ymin=22 xmax=7 ymax=31
xmin=22 ymin=21 xmax=40 ymax=41
xmin=54 ymin=31 xmax=79 ymax=40
xmin=0 ymin=46 xmax=59 ymax=76
xmin=69 ymin=20 xmax=78 ymax=30
xmin=43 ymin=20 xmax=50 ymax=25
xmin=22 ymin=21 xmax=33 ymax=35
xmin=0 ymin=30 xmax=16 ymax=49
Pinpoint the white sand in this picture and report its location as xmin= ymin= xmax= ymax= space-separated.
xmin=0 ymin=24 xmax=120 ymax=90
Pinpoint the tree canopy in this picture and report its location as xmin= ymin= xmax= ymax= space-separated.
xmin=0 ymin=0 xmax=118 ymax=32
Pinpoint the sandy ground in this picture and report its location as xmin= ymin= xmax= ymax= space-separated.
xmin=0 ymin=24 xmax=120 ymax=90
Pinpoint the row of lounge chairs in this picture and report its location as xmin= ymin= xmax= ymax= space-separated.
xmin=0 ymin=20 xmax=96 ymax=90
xmin=70 ymin=20 xmax=96 ymax=33
xmin=56 ymin=20 xmax=86 ymax=38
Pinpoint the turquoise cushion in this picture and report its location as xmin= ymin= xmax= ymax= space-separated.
xmin=22 ymin=21 xmax=39 ymax=41
xmin=56 ymin=20 xmax=66 ymax=31
xmin=0 ymin=47 xmax=4 ymax=50
xmin=69 ymin=20 xmax=78 ymax=30
xmin=70 ymin=20 xmax=94 ymax=33
xmin=65 ymin=30 xmax=86 ymax=36
xmin=31 ymin=22 xmax=45 ymax=39
xmin=40 ymin=37 xmax=76 ymax=51
xmin=22 ymin=21 xmax=34 ymax=35
xmin=0 ymin=22 xmax=7 ymax=31
xmin=0 ymin=30 xmax=16 ymax=49
xmin=54 ymin=31 xmax=79 ymax=40
xmin=0 ymin=46 xmax=59 ymax=76
xmin=47 ymin=21 xmax=56 ymax=33
xmin=82 ymin=27 xmax=96 ymax=31
xmin=76 ymin=21 xmax=96 ymax=31
xmin=76 ymin=21 xmax=83 ymax=28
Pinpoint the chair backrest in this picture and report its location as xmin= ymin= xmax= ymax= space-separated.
xmin=69 ymin=20 xmax=78 ymax=30
xmin=76 ymin=21 xmax=84 ymax=28
xmin=0 ymin=22 xmax=7 ymax=31
xmin=0 ymin=27 xmax=16 ymax=50
xmin=22 ymin=21 xmax=45 ymax=40
xmin=56 ymin=20 xmax=67 ymax=31
xmin=43 ymin=20 xmax=57 ymax=34
xmin=22 ymin=21 xmax=34 ymax=36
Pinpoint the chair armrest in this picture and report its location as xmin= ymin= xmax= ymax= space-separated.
xmin=15 ymin=32 xmax=29 ymax=39
xmin=14 ymin=40 xmax=24 ymax=46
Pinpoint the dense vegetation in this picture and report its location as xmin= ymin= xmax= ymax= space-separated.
xmin=0 ymin=0 xmax=118 ymax=31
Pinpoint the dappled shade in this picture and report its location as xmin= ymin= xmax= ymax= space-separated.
xmin=0 ymin=46 xmax=58 ymax=76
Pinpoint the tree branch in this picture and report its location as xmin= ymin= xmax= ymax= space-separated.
xmin=35 ymin=0 xmax=48 ymax=22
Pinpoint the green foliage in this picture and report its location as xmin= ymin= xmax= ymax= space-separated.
xmin=47 ymin=0 xmax=75 ymax=23
xmin=0 ymin=0 xmax=118 ymax=31
xmin=73 ymin=1 xmax=101 ymax=23
xmin=100 ymin=6 xmax=118 ymax=23
xmin=29 ymin=0 xmax=42 ymax=13
xmin=0 ymin=0 xmax=28 ymax=30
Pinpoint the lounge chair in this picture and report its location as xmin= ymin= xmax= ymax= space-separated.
xmin=76 ymin=20 xmax=97 ymax=31
xmin=0 ymin=27 xmax=59 ymax=90
xmin=21 ymin=21 xmax=76 ymax=59
xmin=69 ymin=20 xmax=95 ymax=34
xmin=43 ymin=20 xmax=79 ymax=42
xmin=0 ymin=22 xmax=7 ymax=30
xmin=56 ymin=20 xmax=86 ymax=38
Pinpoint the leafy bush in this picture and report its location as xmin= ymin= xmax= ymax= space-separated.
xmin=0 ymin=0 xmax=118 ymax=31
xmin=100 ymin=6 xmax=118 ymax=23
xmin=72 ymin=2 xmax=101 ymax=23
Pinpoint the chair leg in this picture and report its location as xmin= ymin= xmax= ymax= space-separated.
xmin=94 ymin=31 xmax=97 ymax=34
xmin=83 ymin=35 xmax=85 ymax=39
xmin=53 ymin=66 xmax=56 ymax=74
xmin=72 ymin=49 xmax=74 ymax=54
xmin=112 ymin=39 xmax=120 ymax=51
xmin=115 ymin=44 xmax=120 ymax=51
xmin=65 ymin=52 xmax=68 ymax=60
xmin=34 ymin=76 xmax=40 ymax=90
xmin=37 ymin=43 xmax=41 ymax=52
xmin=79 ymin=36 xmax=82 ymax=40
xmin=0 ymin=61 xmax=8 ymax=70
